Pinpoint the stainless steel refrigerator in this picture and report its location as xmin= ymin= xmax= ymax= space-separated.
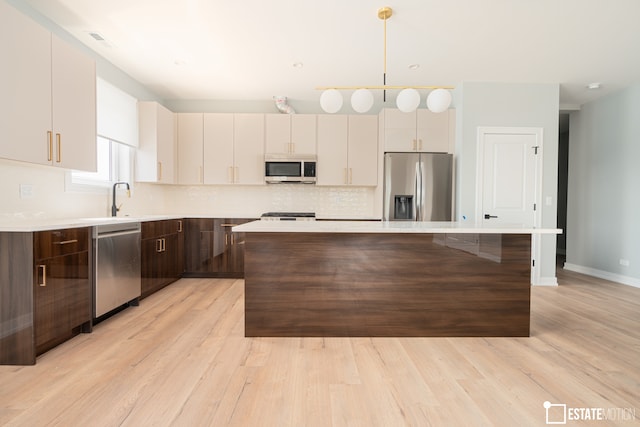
xmin=383 ymin=152 xmax=453 ymax=221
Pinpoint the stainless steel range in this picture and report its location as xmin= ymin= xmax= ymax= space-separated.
xmin=260 ymin=212 xmax=316 ymax=221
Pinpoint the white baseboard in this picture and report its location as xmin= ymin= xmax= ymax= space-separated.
xmin=563 ymin=263 xmax=640 ymax=289
xmin=532 ymin=276 xmax=558 ymax=286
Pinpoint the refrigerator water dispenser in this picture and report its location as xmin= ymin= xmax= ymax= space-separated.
xmin=394 ymin=195 xmax=414 ymax=220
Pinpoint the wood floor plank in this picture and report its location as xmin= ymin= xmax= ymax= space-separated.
xmin=1 ymin=269 xmax=639 ymax=426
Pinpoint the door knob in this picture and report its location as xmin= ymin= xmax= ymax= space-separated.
xmin=484 ymin=214 xmax=498 ymax=219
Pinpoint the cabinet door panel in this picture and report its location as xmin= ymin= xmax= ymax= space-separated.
xmin=348 ymin=115 xmax=378 ymax=186
xmin=141 ymin=238 xmax=163 ymax=297
xmin=34 ymin=252 xmax=90 ymax=352
xmin=34 ymin=228 xmax=89 ymax=259
xmin=234 ymin=114 xmax=265 ymax=185
xmin=265 ymin=114 xmax=290 ymax=154
xmin=417 ymin=109 xmax=449 ymax=153
xmin=0 ymin=1 xmax=52 ymax=165
xmin=291 ymin=115 xmax=317 ymax=155
xmin=203 ymin=114 xmax=234 ymax=184
xmin=137 ymin=102 xmax=176 ymax=183
xmin=156 ymin=104 xmax=176 ymax=183
xmin=177 ymin=113 xmax=204 ymax=184
xmin=184 ymin=218 xmax=216 ymax=273
xmin=384 ymin=109 xmax=417 ymax=152
xmin=317 ymin=115 xmax=348 ymax=185
xmin=51 ymin=35 xmax=97 ymax=171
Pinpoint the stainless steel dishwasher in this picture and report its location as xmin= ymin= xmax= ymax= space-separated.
xmin=93 ymin=222 xmax=141 ymax=318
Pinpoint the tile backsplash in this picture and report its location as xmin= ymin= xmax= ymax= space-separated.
xmin=0 ymin=158 xmax=379 ymax=220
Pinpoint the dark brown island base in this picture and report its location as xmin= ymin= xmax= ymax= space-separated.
xmin=234 ymin=221 xmax=561 ymax=338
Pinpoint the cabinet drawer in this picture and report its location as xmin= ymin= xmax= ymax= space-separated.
xmin=141 ymin=219 xmax=183 ymax=239
xmin=34 ymin=227 xmax=89 ymax=259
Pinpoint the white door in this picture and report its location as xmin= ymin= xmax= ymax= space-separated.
xmin=477 ymin=127 xmax=543 ymax=282
xmin=477 ymin=128 xmax=541 ymax=226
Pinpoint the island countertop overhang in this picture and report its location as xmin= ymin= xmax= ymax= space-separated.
xmin=233 ymin=220 xmax=562 ymax=235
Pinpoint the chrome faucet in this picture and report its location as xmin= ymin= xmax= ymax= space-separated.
xmin=111 ymin=182 xmax=130 ymax=217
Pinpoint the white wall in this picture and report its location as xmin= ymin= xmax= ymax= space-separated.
xmin=457 ymin=82 xmax=560 ymax=284
xmin=565 ymin=85 xmax=640 ymax=287
xmin=0 ymin=157 xmax=377 ymax=220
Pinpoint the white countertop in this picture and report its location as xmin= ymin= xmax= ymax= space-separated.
xmin=233 ymin=220 xmax=562 ymax=234
xmin=0 ymin=215 xmax=183 ymax=232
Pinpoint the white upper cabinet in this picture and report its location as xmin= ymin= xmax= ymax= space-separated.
xmin=177 ymin=113 xmax=204 ymax=184
xmin=203 ymin=113 xmax=265 ymax=185
xmin=136 ymin=102 xmax=176 ymax=184
xmin=203 ymin=113 xmax=234 ymax=184
xmin=50 ymin=35 xmax=97 ymax=171
xmin=317 ymin=115 xmax=348 ymax=186
xmin=0 ymin=1 xmax=96 ymax=171
xmin=317 ymin=115 xmax=378 ymax=186
xmin=265 ymin=114 xmax=316 ymax=155
xmin=383 ymin=108 xmax=454 ymax=153
xmin=347 ymin=115 xmax=378 ymax=186
xmin=234 ymin=114 xmax=265 ymax=185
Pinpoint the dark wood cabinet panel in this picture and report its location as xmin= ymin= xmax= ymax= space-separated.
xmin=33 ymin=228 xmax=91 ymax=356
xmin=183 ymin=218 xmax=254 ymax=278
xmin=141 ymin=219 xmax=183 ymax=240
xmin=34 ymin=251 xmax=90 ymax=354
xmin=0 ymin=232 xmax=35 ymax=365
xmin=244 ymin=232 xmax=532 ymax=337
xmin=141 ymin=219 xmax=183 ymax=299
xmin=34 ymin=227 xmax=88 ymax=259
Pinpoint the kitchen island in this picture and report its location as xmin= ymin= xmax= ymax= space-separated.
xmin=233 ymin=221 xmax=560 ymax=337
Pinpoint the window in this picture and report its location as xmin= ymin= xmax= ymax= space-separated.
xmin=68 ymin=77 xmax=138 ymax=192
xmin=68 ymin=136 xmax=133 ymax=191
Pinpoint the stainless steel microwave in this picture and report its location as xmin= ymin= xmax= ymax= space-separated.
xmin=264 ymin=154 xmax=317 ymax=184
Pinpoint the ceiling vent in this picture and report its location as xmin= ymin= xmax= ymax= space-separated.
xmin=89 ymin=32 xmax=105 ymax=41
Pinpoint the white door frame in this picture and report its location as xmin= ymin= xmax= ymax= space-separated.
xmin=475 ymin=126 xmax=543 ymax=284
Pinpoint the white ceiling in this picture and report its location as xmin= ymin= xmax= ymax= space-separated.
xmin=20 ymin=0 xmax=640 ymax=109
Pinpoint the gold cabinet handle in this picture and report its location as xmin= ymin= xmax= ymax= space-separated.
xmin=56 ymin=133 xmax=61 ymax=163
xmin=38 ymin=264 xmax=47 ymax=287
xmin=412 ymin=139 xmax=417 ymax=151
xmin=47 ymin=131 xmax=53 ymax=161
xmin=177 ymin=220 xmax=183 ymax=233
xmin=162 ymin=238 xmax=166 ymax=252
xmin=156 ymin=238 xmax=162 ymax=253
xmin=54 ymin=239 xmax=78 ymax=245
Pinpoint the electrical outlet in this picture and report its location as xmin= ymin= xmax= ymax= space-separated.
xmin=619 ymin=259 xmax=630 ymax=267
xmin=19 ymin=184 xmax=34 ymax=199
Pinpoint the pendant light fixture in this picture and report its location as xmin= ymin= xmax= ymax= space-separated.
xmin=317 ymin=6 xmax=453 ymax=114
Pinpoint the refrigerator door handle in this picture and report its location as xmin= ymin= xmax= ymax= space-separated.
xmin=415 ymin=160 xmax=422 ymax=221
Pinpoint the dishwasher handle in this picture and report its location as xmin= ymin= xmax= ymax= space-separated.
xmin=96 ymin=229 xmax=141 ymax=239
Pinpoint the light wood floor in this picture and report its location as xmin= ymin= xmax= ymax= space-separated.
xmin=1 ymin=269 xmax=639 ymax=426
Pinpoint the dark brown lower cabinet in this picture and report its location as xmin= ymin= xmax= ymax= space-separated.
xmin=141 ymin=219 xmax=184 ymax=299
xmin=33 ymin=228 xmax=91 ymax=356
xmin=34 ymin=251 xmax=91 ymax=354
xmin=183 ymin=218 xmax=254 ymax=278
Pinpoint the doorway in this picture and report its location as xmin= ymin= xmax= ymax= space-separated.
xmin=476 ymin=127 xmax=543 ymax=283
